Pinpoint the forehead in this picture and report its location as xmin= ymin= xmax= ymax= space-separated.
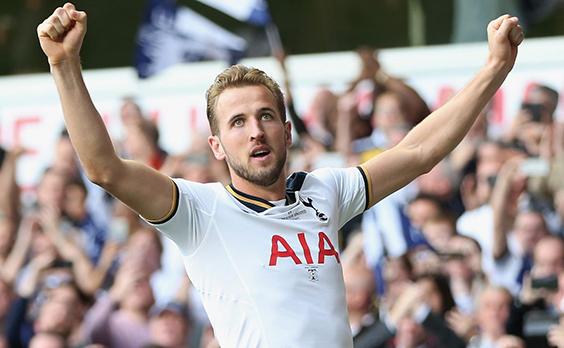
xmin=480 ymin=289 xmax=510 ymax=305
xmin=215 ymin=85 xmax=278 ymax=122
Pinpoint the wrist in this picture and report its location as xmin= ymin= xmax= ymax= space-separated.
xmin=49 ymin=56 xmax=82 ymax=70
xmin=485 ymin=56 xmax=512 ymax=76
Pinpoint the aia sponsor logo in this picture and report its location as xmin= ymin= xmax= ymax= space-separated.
xmin=268 ymin=232 xmax=340 ymax=266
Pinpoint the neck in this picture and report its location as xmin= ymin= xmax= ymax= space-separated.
xmin=231 ymin=174 xmax=287 ymax=202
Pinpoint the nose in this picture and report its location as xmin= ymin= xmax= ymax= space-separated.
xmin=249 ymin=117 xmax=265 ymax=141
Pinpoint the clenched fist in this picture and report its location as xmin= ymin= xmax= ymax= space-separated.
xmin=37 ymin=3 xmax=87 ymax=66
xmin=486 ymin=14 xmax=523 ymax=72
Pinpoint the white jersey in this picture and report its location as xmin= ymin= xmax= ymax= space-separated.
xmin=148 ymin=166 xmax=370 ymax=348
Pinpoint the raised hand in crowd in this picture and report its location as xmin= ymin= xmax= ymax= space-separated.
xmin=446 ymin=308 xmax=477 ymax=342
xmin=491 ymin=157 xmax=526 ymax=260
xmin=17 ymin=248 xmax=57 ymax=298
xmin=109 ymin=260 xmax=149 ymax=303
xmin=0 ymin=214 xmax=35 ymax=285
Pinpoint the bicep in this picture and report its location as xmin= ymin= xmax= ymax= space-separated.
xmin=100 ymin=159 xmax=177 ymax=222
xmin=361 ymin=143 xmax=428 ymax=208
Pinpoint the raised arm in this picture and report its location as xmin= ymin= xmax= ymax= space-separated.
xmin=37 ymin=3 xmax=174 ymax=222
xmin=0 ymin=148 xmax=23 ymax=224
xmin=491 ymin=159 xmax=524 ymax=260
xmin=360 ymin=15 xmax=523 ymax=208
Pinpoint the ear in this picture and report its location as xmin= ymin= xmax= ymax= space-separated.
xmin=284 ymin=121 xmax=292 ymax=147
xmin=208 ymin=135 xmax=226 ymax=160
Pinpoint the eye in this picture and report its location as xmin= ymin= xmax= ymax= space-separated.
xmin=233 ymin=118 xmax=244 ymax=127
xmin=261 ymin=113 xmax=273 ymax=121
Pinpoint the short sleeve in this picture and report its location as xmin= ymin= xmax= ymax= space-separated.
xmin=309 ymin=167 xmax=369 ymax=228
xmin=144 ymin=178 xmax=213 ymax=256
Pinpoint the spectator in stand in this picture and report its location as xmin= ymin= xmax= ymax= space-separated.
xmin=343 ymin=259 xmax=377 ymax=341
xmin=123 ymin=117 xmax=168 ymax=170
xmin=467 ymin=286 xmax=514 ymax=348
xmin=380 ymin=255 xmax=415 ymax=304
xmin=62 ymin=177 xmax=106 ymax=264
xmin=417 ymin=159 xmax=465 ymax=217
xmin=416 ymin=273 xmax=456 ymax=317
xmin=82 ymin=258 xmax=155 ymax=348
xmin=53 ymin=130 xmax=113 ymax=238
xmin=420 ymin=215 xmax=457 ymax=252
xmin=491 ymin=159 xmax=548 ymax=294
xmin=508 ymin=236 xmax=564 ymax=347
xmin=442 ymin=235 xmax=485 ymax=315
xmin=148 ymin=302 xmax=191 ymax=348
xmin=120 ymin=97 xmax=144 ymax=128
xmin=342 ymin=242 xmax=464 ymax=348
xmin=51 ymin=130 xmax=80 ymax=179
xmin=458 ymin=139 xmax=508 ymax=214
xmin=35 ymin=168 xmax=68 ymax=212
xmin=407 ymin=193 xmax=449 ymax=232
xmin=5 ymin=274 xmax=87 ymax=348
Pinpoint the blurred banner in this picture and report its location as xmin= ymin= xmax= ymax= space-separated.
xmin=196 ymin=0 xmax=272 ymax=26
xmin=1 ymin=37 xmax=563 ymax=191
xmin=135 ymin=0 xmax=247 ymax=78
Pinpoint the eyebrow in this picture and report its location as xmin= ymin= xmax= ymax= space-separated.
xmin=258 ymin=107 xmax=276 ymax=114
xmin=227 ymin=113 xmax=244 ymax=125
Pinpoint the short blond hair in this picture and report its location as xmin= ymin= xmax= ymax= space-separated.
xmin=205 ymin=65 xmax=286 ymax=135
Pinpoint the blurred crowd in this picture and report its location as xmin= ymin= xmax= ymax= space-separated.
xmin=0 ymin=48 xmax=563 ymax=348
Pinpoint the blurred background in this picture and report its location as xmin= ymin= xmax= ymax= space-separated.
xmin=1 ymin=0 xmax=564 ymax=75
xmin=1 ymin=1 xmax=564 ymax=348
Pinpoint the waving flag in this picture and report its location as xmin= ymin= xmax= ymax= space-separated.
xmin=196 ymin=0 xmax=281 ymax=56
xmin=196 ymin=0 xmax=271 ymax=26
xmin=135 ymin=0 xmax=247 ymax=79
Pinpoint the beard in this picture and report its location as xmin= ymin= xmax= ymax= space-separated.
xmin=224 ymin=148 xmax=287 ymax=187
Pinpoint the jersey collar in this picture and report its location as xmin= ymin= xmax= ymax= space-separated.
xmin=226 ymin=171 xmax=308 ymax=213
xmin=226 ymin=184 xmax=274 ymax=212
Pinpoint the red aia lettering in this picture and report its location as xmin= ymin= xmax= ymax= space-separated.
xmin=297 ymin=232 xmax=314 ymax=264
xmin=269 ymin=235 xmax=301 ymax=266
xmin=269 ymin=232 xmax=340 ymax=266
xmin=318 ymin=232 xmax=340 ymax=264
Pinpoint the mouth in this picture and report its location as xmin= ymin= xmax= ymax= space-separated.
xmin=250 ymin=146 xmax=271 ymax=160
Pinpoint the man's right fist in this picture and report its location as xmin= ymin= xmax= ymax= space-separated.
xmin=37 ymin=3 xmax=87 ymax=66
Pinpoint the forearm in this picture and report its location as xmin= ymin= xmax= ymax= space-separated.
xmin=401 ymin=60 xmax=510 ymax=168
xmin=50 ymin=59 xmax=120 ymax=182
xmin=491 ymin=175 xmax=513 ymax=260
xmin=1 ymin=226 xmax=32 ymax=285
xmin=0 ymin=151 xmax=21 ymax=221
xmin=493 ymin=216 xmax=510 ymax=260
xmin=72 ymin=255 xmax=96 ymax=294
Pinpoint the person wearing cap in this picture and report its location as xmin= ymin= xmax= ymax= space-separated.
xmin=148 ymin=302 xmax=191 ymax=348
